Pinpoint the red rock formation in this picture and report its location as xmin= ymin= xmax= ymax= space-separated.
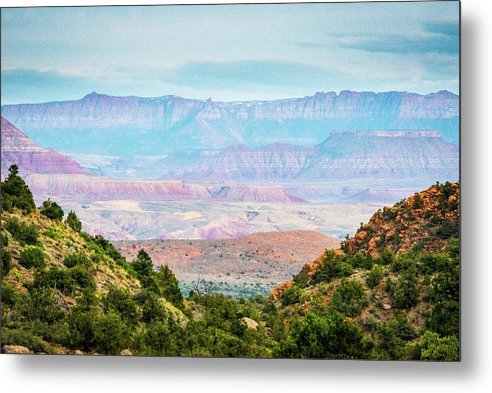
xmin=1 ymin=117 xmax=88 ymax=175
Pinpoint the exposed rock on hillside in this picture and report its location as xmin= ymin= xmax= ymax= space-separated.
xmin=343 ymin=182 xmax=460 ymax=256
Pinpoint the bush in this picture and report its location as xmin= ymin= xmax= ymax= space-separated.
xmin=141 ymin=291 xmax=167 ymax=324
xmin=40 ymin=199 xmax=64 ymax=221
xmin=288 ymin=311 xmax=365 ymax=359
xmin=349 ymin=252 xmax=374 ymax=270
xmin=1 ymin=248 xmax=12 ymax=276
xmin=70 ymin=265 xmax=95 ymax=290
xmin=0 ymin=165 xmax=36 ymax=213
xmin=19 ymin=245 xmax=45 ymax=269
xmin=0 ymin=327 xmax=56 ymax=354
xmin=5 ymin=218 xmax=39 ymax=245
xmin=329 ymin=280 xmax=368 ymax=317
xmin=366 ymin=265 xmax=384 ymax=288
xmin=418 ymin=331 xmax=459 ymax=361
xmin=393 ymin=270 xmax=419 ymax=309
xmin=16 ymin=287 xmax=66 ymax=323
xmin=93 ymin=311 xmax=131 ymax=355
xmin=65 ymin=210 xmax=82 ymax=232
xmin=34 ymin=268 xmax=76 ymax=295
xmin=434 ymin=219 xmax=458 ymax=240
xmin=378 ymin=248 xmax=396 ymax=266
xmin=292 ymin=271 xmax=309 ymax=288
xmin=43 ymin=226 xmax=64 ymax=239
xmin=281 ymin=284 xmax=301 ymax=306
xmin=103 ymin=286 xmax=139 ymax=327
xmin=426 ymin=300 xmax=459 ymax=338
xmin=65 ymin=309 xmax=98 ymax=351
xmin=313 ymin=250 xmax=353 ymax=283
xmin=374 ymin=313 xmax=416 ymax=359
xmin=63 ymin=253 xmax=91 ymax=268
xmin=0 ymin=282 xmax=18 ymax=308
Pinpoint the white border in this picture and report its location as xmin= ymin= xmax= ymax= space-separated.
xmin=2 ymin=1 xmax=492 ymax=393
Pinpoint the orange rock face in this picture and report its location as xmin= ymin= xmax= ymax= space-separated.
xmin=343 ymin=182 xmax=460 ymax=257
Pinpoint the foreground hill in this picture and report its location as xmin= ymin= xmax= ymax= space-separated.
xmin=269 ymin=181 xmax=460 ymax=360
xmin=1 ymin=90 xmax=459 ymax=155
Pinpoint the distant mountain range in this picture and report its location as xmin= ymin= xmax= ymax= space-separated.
xmin=1 ymin=90 xmax=459 ymax=155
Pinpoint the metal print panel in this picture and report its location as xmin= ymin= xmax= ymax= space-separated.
xmin=0 ymin=1 xmax=460 ymax=360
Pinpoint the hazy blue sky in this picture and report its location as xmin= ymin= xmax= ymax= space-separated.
xmin=1 ymin=1 xmax=459 ymax=104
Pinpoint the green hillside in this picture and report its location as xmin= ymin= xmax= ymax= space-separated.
xmin=1 ymin=166 xmax=459 ymax=360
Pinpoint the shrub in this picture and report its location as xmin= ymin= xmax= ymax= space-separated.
xmin=313 ymin=250 xmax=353 ymax=283
xmin=366 ymin=265 xmax=384 ymax=288
xmin=426 ymin=300 xmax=459 ymax=338
xmin=40 ymin=199 xmax=64 ymax=221
xmin=292 ymin=271 xmax=309 ymax=288
xmin=70 ymin=265 xmax=95 ymax=290
xmin=93 ymin=311 xmax=131 ymax=355
xmin=65 ymin=309 xmax=98 ymax=351
xmin=16 ymin=287 xmax=66 ymax=323
xmin=374 ymin=313 xmax=416 ymax=358
xmin=0 ymin=282 xmax=17 ymax=308
xmin=329 ymin=280 xmax=368 ymax=317
xmin=349 ymin=252 xmax=374 ymax=270
xmin=393 ymin=270 xmax=419 ymax=309
xmin=434 ymin=219 xmax=458 ymax=240
xmin=141 ymin=291 xmax=167 ymax=324
xmin=378 ymin=248 xmax=396 ymax=266
xmin=43 ymin=226 xmax=64 ymax=239
xmin=412 ymin=193 xmax=423 ymax=209
xmin=103 ymin=286 xmax=139 ymax=327
xmin=5 ymin=218 xmax=39 ymax=245
xmin=418 ymin=331 xmax=459 ymax=361
xmin=34 ymin=268 xmax=76 ymax=295
xmin=281 ymin=284 xmax=301 ymax=306
xmin=65 ymin=210 xmax=82 ymax=232
xmin=0 ymin=327 xmax=56 ymax=354
xmin=63 ymin=253 xmax=91 ymax=268
xmin=1 ymin=248 xmax=12 ymax=276
xmin=19 ymin=245 xmax=45 ymax=269
xmin=288 ymin=311 xmax=365 ymax=359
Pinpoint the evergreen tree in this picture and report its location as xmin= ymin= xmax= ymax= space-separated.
xmin=40 ymin=198 xmax=64 ymax=220
xmin=132 ymin=249 xmax=154 ymax=285
xmin=1 ymin=164 xmax=36 ymax=213
xmin=65 ymin=210 xmax=82 ymax=232
xmin=155 ymin=265 xmax=184 ymax=308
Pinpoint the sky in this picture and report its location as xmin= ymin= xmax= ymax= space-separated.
xmin=1 ymin=1 xmax=460 ymax=104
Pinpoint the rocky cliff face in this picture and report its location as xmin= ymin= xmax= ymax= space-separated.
xmin=166 ymin=131 xmax=458 ymax=182
xmin=0 ymin=117 xmax=88 ymax=175
xmin=174 ymin=143 xmax=315 ymax=182
xmin=343 ymin=181 xmax=460 ymax=256
xmin=307 ymin=130 xmax=458 ymax=180
xmin=1 ymin=90 xmax=459 ymax=154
